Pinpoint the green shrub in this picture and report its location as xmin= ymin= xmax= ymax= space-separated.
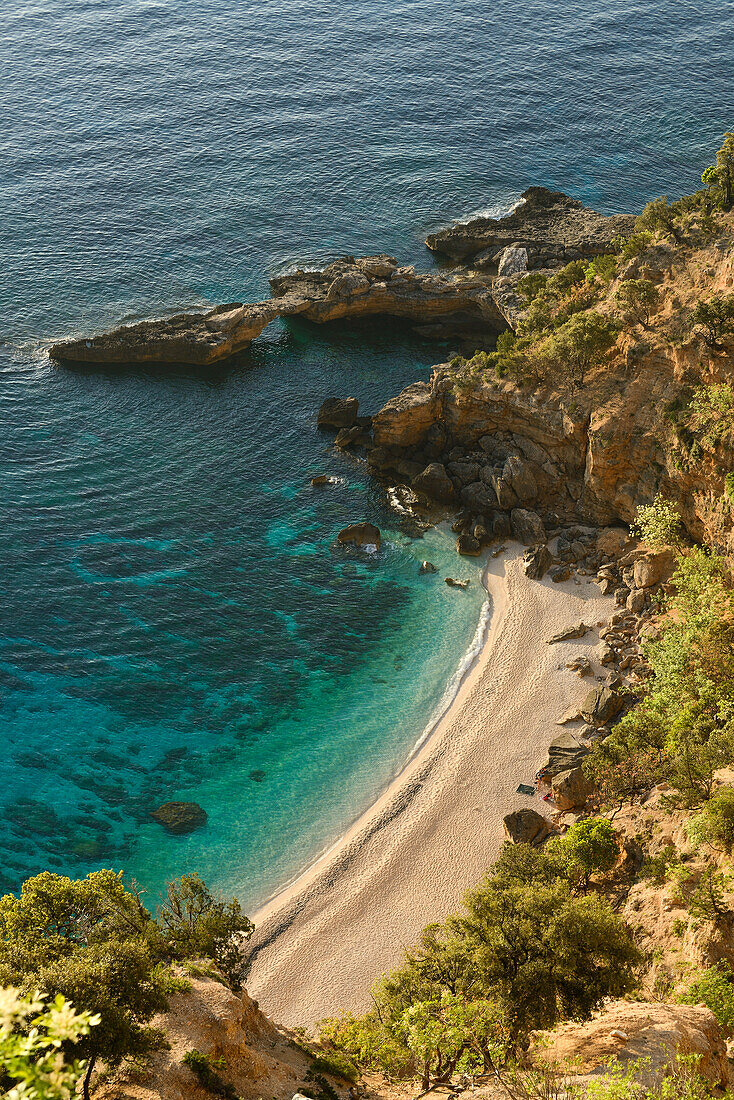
xmin=547 ymin=819 xmax=619 ymax=888
xmin=613 ymin=231 xmax=653 ymax=261
xmin=687 ymin=383 xmax=734 ymax=448
xmin=692 ymin=294 xmax=734 ymax=348
xmin=0 ymin=988 xmax=99 ymax=1100
xmin=614 ymin=278 xmax=660 ymax=329
xmin=544 ymin=311 xmax=620 ymax=386
xmin=630 ymin=492 xmax=681 ymax=547
xmin=686 ymin=786 xmax=734 ymax=852
xmin=182 ymin=1049 xmax=239 ymax=1099
xmin=310 ymin=1050 xmax=359 ymax=1082
xmin=678 ymin=962 xmax=734 ymax=1032
xmin=640 ymin=844 xmax=681 ymax=885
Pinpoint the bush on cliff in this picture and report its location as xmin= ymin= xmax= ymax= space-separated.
xmin=586 ymin=547 xmax=734 ymax=809
xmin=630 ymin=492 xmax=681 ymax=547
xmin=692 ymin=294 xmax=734 ymax=348
xmin=702 ymin=132 xmax=734 ymax=211
xmin=319 ymin=842 xmax=639 ymax=1080
xmin=544 ymin=311 xmax=619 ymax=387
xmin=614 ymin=278 xmax=660 ymax=329
xmin=0 ymin=869 xmax=254 ymax=1094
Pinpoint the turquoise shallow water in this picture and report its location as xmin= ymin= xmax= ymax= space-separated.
xmin=1 ymin=0 xmax=733 ymax=906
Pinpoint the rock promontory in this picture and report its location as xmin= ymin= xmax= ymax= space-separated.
xmin=426 ymin=186 xmax=636 ymax=268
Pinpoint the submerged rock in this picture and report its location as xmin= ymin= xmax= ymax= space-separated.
xmin=150 ymin=801 xmax=208 ymax=835
xmin=445 ymin=577 xmax=471 ymax=589
xmin=318 ymin=397 xmax=359 ymax=429
xmin=419 ymin=560 xmax=438 ymax=574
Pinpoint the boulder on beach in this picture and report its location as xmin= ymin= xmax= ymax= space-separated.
xmin=511 ymin=507 xmax=546 ymax=545
xmin=150 ymin=801 xmax=208 ymax=835
xmin=581 ymin=684 xmax=623 ymax=724
xmin=552 ymin=766 xmax=592 ymax=811
xmin=503 ymin=808 xmax=550 ymax=846
xmin=522 ymin=543 xmax=553 ymax=580
xmin=317 ymin=397 xmax=359 ymax=429
xmin=337 ymin=522 xmax=381 ymax=550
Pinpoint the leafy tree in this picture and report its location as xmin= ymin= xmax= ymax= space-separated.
xmin=692 ymin=294 xmax=734 ymax=348
xmin=400 ymin=994 xmax=507 ymax=1089
xmin=545 ymin=311 xmax=619 ymax=386
xmin=636 ymin=196 xmax=682 ymax=242
xmin=318 ymin=1012 xmax=413 ymax=1080
xmin=614 ymin=279 xmax=659 ymax=329
xmin=157 ymin=874 xmax=254 ymax=990
xmin=631 ymin=492 xmax=681 ymax=547
xmin=548 ymin=819 xmax=619 ymax=889
xmin=0 ymin=988 xmax=99 ymax=1100
xmin=454 ymin=865 xmax=640 ymax=1043
xmin=701 ymin=132 xmax=734 ymax=210
xmin=0 ymin=872 xmax=167 ymax=1100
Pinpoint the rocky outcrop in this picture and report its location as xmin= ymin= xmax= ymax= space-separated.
xmin=426 ymin=186 xmax=636 ymax=269
xmin=50 ymin=256 xmax=507 ymax=366
xmin=337 ymin=522 xmax=381 ymax=550
xmin=317 ymin=397 xmax=359 ymax=429
xmin=150 ymin=802 xmax=208 ymax=835
xmin=531 ymin=1000 xmax=729 ymax=1090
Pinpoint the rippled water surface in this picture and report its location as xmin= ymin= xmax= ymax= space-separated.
xmin=1 ymin=0 xmax=733 ymax=904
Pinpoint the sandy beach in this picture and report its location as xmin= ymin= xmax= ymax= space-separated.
xmin=244 ymin=546 xmax=614 ymax=1027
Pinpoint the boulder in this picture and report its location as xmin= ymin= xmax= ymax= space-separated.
xmin=419 ymin=560 xmax=438 ymax=574
xmin=547 ymin=622 xmax=589 ymax=644
xmin=150 ymin=801 xmax=208 ymax=835
xmin=597 ymin=525 xmax=633 ymax=558
xmin=456 ymin=533 xmax=481 ymax=556
xmin=522 ymin=544 xmax=553 ymax=580
xmin=566 ymin=655 xmax=593 ymax=676
xmin=412 ymin=462 xmax=456 ymax=502
xmin=492 ymin=512 xmax=512 ymax=539
xmin=337 ymin=522 xmax=381 ymax=550
xmin=497 ymin=244 xmax=529 ymax=276
xmin=626 ymin=588 xmax=646 ymax=613
xmin=633 ymin=548 xmax=676 ymax=589
xmin=503 ymin=808 xmax=550 ymax=846
xmin=461 ymin=481 xmax=497 ymax=512
xmin=552 ymin=766 xmax=592 ymax=811
xmin=503 ymin=455 xmax=538 ymax=504
xmin=581 ymin=684 xmax=623 ymax=724
xmin=541 ymin=733 xmax=589 ymax=778
xmin=317 ymin=397 xmax=359 ymax=429
xmin=531 ymin=1000 xmax=729 ymax=1090
xmin=550 ymin=564 xmax=572 ymax=582
xmin=511 ymin=508 xmax=546 ymax=545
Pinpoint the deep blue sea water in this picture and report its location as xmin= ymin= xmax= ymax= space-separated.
xmin=1 ymin=0 xmax=733 ymax=908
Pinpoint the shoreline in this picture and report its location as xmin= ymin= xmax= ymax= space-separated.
xmin=244 ymin=546 xmax=614 ymax=1026
xmin=248 ymin=570 xmax=494 ymax=923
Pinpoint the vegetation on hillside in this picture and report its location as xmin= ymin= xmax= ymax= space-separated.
xmin=0 ymin=871 xmax=253 ymax=1098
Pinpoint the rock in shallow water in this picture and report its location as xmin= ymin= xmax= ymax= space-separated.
xmin=150 ymin=801 xmax=208 ymax=835
xmin=337 ymin=522 xmax=381 ymax=550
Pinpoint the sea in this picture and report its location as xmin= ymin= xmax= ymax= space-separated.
xmin=0 ymin=0 xmax=732 ymax=908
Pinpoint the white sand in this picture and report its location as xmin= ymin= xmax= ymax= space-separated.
xmin=244 ymin=546 xmax=613 ymax=1027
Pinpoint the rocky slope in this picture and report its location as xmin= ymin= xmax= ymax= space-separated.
xmin=352 ymin=222 xmax=734 ymax=562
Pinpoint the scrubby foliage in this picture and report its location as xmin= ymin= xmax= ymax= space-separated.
xmin=0 ymin=988 xmax=98 ymax=1100
xmin=319 ymin=842 xmax=639 ymax=1082
xmin=0 ymin=870 xmax=253 ymax=1095
xmin=678 ymin=961 xmax=734 ymax=1032
xmin=586 ymin=547 xmax=734 ymax=809
xmin=158 ymin=874 xmax=254 ymax=990
xmin=692 ymin=294 xmax=734 ymax=348
xmin=614 ymin=278 xmax=660 ymax=329
xmin=630 ymin=492 xmax=681 ymax=548
xmin=686 ymin=786 xmax=734 ymax=853
xmin=701 ymin=132 xmax=734 ymax=211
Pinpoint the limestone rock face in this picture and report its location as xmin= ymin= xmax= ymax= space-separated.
xmin=50 ymin=255 xmax=508 ymax=366
xmin=426 ymin=186 xmax=636 ymax=267
xmin=317 ymin=397 xmax=358 ymax=429
xmin=150 ymin=802 xmax=207 ymax=835
xmin=497 ymin=244 xmax=528 ymax=276
xmin=503 ymin=808 xmax=550 ymax=846
xmin=337 ymin=522 xmax=381 ymax=550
